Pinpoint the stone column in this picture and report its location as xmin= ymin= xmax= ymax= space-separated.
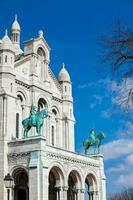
xmin=29 ymin=166 xmax=39 ymax=200
xmin=41 ymin=166 xmax=49 ymax=200
xmin=88 ymin=192 xmax=94 ymax=200
xmin=29 ymin=151 xmax=43 ymax=200
xmin=94 ymin=191 xmax=99 ymax=200
xmin=62 ymin=186 xmax=68 ymax=200
xmin=47 ymin=113 xmax=51 ymax=144
xmin=55 ymin=187 xmax=61 ymax=200
xmin=59 ymin=187 xmax=64 ymax=200
xmin=80 ymin=189 xmax=85 ymax=200
xmin=44 ymin=59 xmax=49 ymax=81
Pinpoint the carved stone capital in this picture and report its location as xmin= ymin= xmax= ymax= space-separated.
xmin=8 ymin=152 xmax=30 ymax=166
xmin=63 ymin=186 xmax=68 ymax=191
xmin=80 ymin=189 xmax=85 ymax=193
xmin=44 ymin=59 xmax=49 ymax=65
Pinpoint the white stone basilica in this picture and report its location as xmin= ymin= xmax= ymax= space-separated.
xmin=0 ymin=16 xmax=106 ymax=200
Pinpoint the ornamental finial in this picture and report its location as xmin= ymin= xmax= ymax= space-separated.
xmin=38 ymin=30 xmax=43 ymax=38
xmin=5 ymin=29 xmax=8 ymax=36
xmin=62 ymin=62 xmax=65 ymax=68
xmin=15 ymin=14 xmax=17 ymax=21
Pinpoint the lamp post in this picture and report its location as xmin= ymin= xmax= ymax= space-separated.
xmin=4 ymin=173 xmax=14 ymax=200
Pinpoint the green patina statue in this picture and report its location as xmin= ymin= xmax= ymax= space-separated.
xmin=83 ymin=129 xmax=105 ymax=154
xmin=22 ymin=104 xmax=48 ymax=138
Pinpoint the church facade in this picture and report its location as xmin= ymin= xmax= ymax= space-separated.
xmin=0 ymin=16 xmax=106 ymax=200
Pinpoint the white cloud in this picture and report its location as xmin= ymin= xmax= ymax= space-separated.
xmin=78 ymin=78 xmax=112 ymax=90
xmin=107 ymin=153 xmax=133 ymax=173
xmin=89 ymin=94 xmax=103 ymax=109
xmin=126 ymin=154 xmax=133 ymax=165
xmin=102 ymin=139 xmax=133 ymax=160
xmin=117 ymin=173 xmax=133 ymax=186
xmin=107 ymin=164 xmax=125 ymax=173
xmin=101 ymin=109 xmax=112 ymax=118
xmin=117 ymin=120 xmax=133 ymax=138
xmin=107 ymin=153 xmax=133 ymax=187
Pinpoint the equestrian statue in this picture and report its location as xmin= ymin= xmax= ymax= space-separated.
xmin=83 ymin=129 xmax=105 ymax=154
xmin=22 ymin=104 xmax=48 ymax=138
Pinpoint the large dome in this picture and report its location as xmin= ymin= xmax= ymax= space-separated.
xmin=11 ymin=15 xmax=20 ymax=31
xmin=58 ymin=63 xmax=71 ymax=82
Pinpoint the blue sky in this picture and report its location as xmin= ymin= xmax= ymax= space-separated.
xmin=1 ymin=0 xmax=133 ymax=197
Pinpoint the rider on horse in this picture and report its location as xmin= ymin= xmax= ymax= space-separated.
xmin=89 ymin=128 xmax=95 ymax=145
xmin=30 ymin=104 xmax=37 ymax=124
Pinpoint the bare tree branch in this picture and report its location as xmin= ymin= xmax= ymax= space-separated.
xmin=100 ymin=19 xmax=133 ymax=111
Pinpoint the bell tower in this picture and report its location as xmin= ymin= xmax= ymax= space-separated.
xmin=0 ymin=30 xmax=16 ymax=200
xmin=58 ymin=63 xmax=75 ymax=151
xmin=11 ymin=15 xmax=23 ymax=55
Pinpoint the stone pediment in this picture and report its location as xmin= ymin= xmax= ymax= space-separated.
xmin=23 ymin=31 xmax=50 ymax=61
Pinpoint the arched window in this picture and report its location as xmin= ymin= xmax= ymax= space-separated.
xmin=38 ymin=98 xmax=47 ymax=111
xmin=5 ymin=55 xmax=7 ymax=63
xmin=16 ymin=94 xmax=25 ymax=139
xmin=65 ymin=85 xmax=67 ymax=92
xmin=37 ymin=98 xmax=48 ymax=137
xmin=51 ymin=108 xmax=58 ymax=146
xmin=37 ymin=47 xmax=46 ymax=80
xmin=16 ymin=113 xmax=19 ymax=138
xmin=51 ymin=125 xmax=54 ymax=146
xmin=10 ymin=83 xmax=13 ymax=93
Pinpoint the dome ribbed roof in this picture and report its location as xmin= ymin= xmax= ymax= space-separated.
xmin=11 ymin=15 xmax=20 ymax=31
xmin=58 ymin=63 xmax=71 ymax=82
xmin=0 ymin=30 xmax=14 ymax=51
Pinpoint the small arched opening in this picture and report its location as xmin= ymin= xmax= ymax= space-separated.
xmin=13 ymin=168 xmax=29 ymax=200
xmin=38 ymin=98 xmax=48 ymax=111
xmin=37 ymin=47 xmax=46 ymax=80
xmin=85 ymin=174 xmax=97 ymax=200
xmin=51 ymin=108 xmax=58 ymax=146
xmin=16 ymin=94 xmax=25 ymax=139
xmin=37 ymin=98 xmax=48 ymax=136
xmin=48 ymin=166 xmax=64 ymax=200
xmin=67 ymin=170 xmax=82 ymax=200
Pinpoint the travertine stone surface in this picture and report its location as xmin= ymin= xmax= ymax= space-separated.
xmin=0 ymin=16 xmax=106 ymax=200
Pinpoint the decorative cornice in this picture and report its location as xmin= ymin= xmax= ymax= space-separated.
xmin=8 ymin=152 xmax=30 ymax=166
xmin=15 ymin=79 xmax=30 ymax=89
xmin=52 ymin=96 xmax=63 ymax=103
xmin=46 ymin=152 xmax=99 ymax=168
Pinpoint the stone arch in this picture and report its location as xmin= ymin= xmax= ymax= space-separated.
xmin=16 ymin=87 xmax=28 ymax=104
xmin=37 ymin=98 xmax=48 ymax=111
xmin=48 ymin=162 xmax=66 ymax=180
xmin=51 ymin=105 xmax=62 ymax=147
xmin=67 ymin=167 xmax=83 ymax=200
xmin=51 ymin=104 xmax=61 ymax=118
xmin=16 ymin=90 xmax=27 ymax=139
xmin=35 ymin=44 xmax=49 ymax=61
xmin=35 ymin=96 xmax=49 ymax=138
xmin=48 ymin=163 xmax=65 ymax=200
xmin=10 ymin=165 xmax=28 ymax=175
xmin=35 ymin=45 xmax=49 ymax=80
xmin=50 ymin=106 xmax=61 ymax=146
xmin=36 ymin=95 xmax=50 ymax=109
xmin=11 ymin=167 xmax=29 ymax=200
xmin=37 ymin=47 xmax=46 ymax=57
xmin=84 ymin=171 xmax=98 ymax=200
